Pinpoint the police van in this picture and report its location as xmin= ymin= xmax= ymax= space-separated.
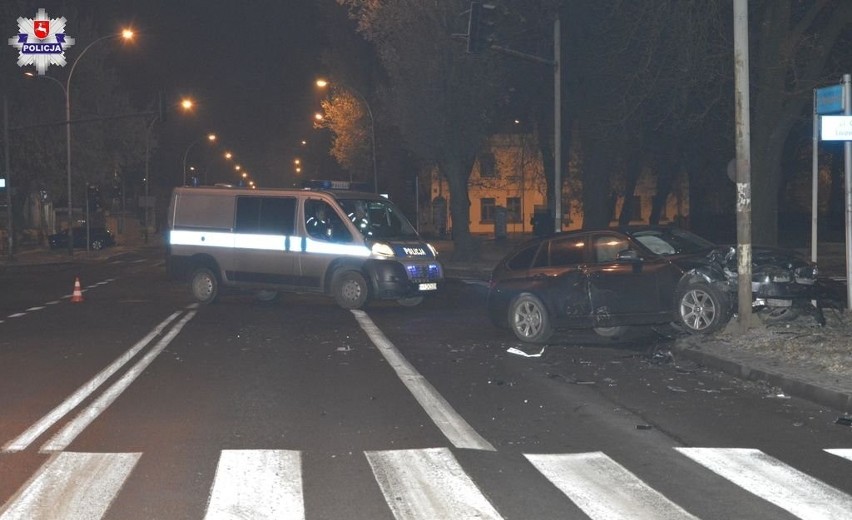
xmin=166 ymin=182 xmax=443 ymax=309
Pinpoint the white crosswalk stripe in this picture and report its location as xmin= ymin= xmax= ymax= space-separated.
xmin=205 ymin=449 xmax=304 ymax=520
xmin=366 ymin=447 xmax=503 ymax=520
xmin=2 ymin=447 xmax=852 ymax=519
xmin=525 ymin=452 xmax=699 ymax=520
xmin=0 ymin=452 xmax=141 ymax=520
xmin=677 ymin=447 xmax=852 ymax=519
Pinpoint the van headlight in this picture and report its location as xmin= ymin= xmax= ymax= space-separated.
xmin=371 ymin=242 xmax=395 ymax=257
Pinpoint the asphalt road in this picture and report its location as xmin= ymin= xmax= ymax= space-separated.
xmin=1 ymin=248 xmax=851 ymax=519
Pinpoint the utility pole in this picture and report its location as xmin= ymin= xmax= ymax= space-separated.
xmin=733 ymin=0 xmax=754 ymax=330
xmin=3 ymin=95 xmax=12 ymax=260
xmin=553 ymin=18 xmax=562 ymax=233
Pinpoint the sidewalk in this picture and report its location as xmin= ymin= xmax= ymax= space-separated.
xmin=3 ymin=234 xmax=851 ymax=413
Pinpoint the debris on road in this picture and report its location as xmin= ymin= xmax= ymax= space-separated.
xmin=507 ymin=346 xmax=546 ymax=358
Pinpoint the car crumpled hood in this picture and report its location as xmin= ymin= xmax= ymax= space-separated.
xmin=715 ymin=244 xmax=817 ymax=282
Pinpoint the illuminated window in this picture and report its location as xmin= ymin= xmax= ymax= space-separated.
xmin=480 ymin=197 xmax=496 ymax=222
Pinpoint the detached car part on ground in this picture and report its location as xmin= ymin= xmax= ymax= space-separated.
xmin=487 ymin=226 xmax=827 ymax=343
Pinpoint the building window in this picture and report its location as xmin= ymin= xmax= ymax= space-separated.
xmin=506 ymin=197 xmax=521 ymax=223
xmin=480 ymin=198 xmax=496 ymax=223
xmin=478 ymin=152 xmax=497 ymax=178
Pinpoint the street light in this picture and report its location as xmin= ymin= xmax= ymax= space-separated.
xmin=61 ymin=29 xmax=134 ymax=255
xmin=144 ymin=96 xmax=194 ymax=242
xmin=182 ymin=133 xmax=216 ymax=185
xmin=316 ymin=78 xmax=377 ymax=192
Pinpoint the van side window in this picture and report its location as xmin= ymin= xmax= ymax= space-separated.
xmin=235 ymin=197 xmax=296 ymax=234
xmin=305 ymin=200 xmax=352 ymax=243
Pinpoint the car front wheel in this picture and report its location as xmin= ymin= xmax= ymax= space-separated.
xmin=509 ymin=294 xmax=553 ymax=343
xmin=332 ymin=270 xmax=368 ymax=309
xmin=91 ymin=240 xmax=103 ymax=250
xmin=190 ymin=267 xmax=219 ymax=304
xmin=676 ymin=282 xmax=728 ymax=334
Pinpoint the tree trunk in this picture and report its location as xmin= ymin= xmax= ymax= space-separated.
xmin=649 ymin=153 xmax=677 ymax=225
xmin=581 ymin=135 xmax=615 ymax=229
xmin=441 ymin=158 xmax=477 ymax=261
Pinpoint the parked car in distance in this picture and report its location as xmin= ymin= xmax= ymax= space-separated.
xmin=487 ymin=226 xmax=823 ymax=343
xmin=48 ymin=227 xmax=116 ymax=251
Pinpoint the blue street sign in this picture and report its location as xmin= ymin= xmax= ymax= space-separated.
xmin=816 ymin=85 xmax=844 ymax=115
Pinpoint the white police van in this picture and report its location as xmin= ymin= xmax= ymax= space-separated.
xmin=166 ymin=182 xmax=443 ymax=309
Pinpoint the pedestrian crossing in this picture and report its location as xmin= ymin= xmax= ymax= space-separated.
xmin=2 ymin=446 xmax=851 ymax=519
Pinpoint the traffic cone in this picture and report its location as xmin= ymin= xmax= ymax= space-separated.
xmin=71 ymin=277 xmax=84 ymax=303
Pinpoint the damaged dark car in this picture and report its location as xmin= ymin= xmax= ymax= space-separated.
xmin=487 ymin=226 xmax=825 ymax=343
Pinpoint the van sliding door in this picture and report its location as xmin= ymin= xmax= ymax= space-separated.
xmin=231 ymin=196 xmax=300 ymax=287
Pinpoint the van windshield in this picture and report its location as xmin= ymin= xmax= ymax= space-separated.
xmin=337 ymin=198 xmax=418 ymax=240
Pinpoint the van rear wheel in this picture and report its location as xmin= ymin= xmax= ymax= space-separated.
xmin=190 ymin=267 xmax=219 ymax=304
xmin=332 ymin=270 xmax=368 ymax=309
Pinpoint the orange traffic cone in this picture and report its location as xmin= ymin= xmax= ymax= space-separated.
xmin=71 ymin=277 xmax=84 ymax=303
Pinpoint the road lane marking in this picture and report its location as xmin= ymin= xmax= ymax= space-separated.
xmin=351 ymin=310 xmax=495 ymax=451
xmin=826 ymin=448 xmax=852 ymax=462
xmin=25 ymin=307 xmax=45 ymax=312
xmin=677 ymin=447 xmax=852 ymax=519
xmin=6 ymin=313 xmax=25 ymax=319
xmin=2 ymin=311 xmax=184 ymax=453
xmin=366 ymin=447 xmax=502 ymax=520
xmin=41 ymin=310 xmax=197 ymax=452
xmin=205 ymin=450 xmax=304 ymax=520
xmin=525 ymin=452 xmax=698 ymax=520
xmin=0 ymin=451 xmax=140 ymax=520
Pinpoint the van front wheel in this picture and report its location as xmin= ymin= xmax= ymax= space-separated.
xmin=332 ymin=270 xmax=368 ymax=309
xmin=190 ymin=267 xmax=219 ymax=304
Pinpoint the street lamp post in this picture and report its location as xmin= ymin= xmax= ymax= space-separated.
xmin=316 ymin=79 xmax=377 ymax=192
xmin=63 ymin=30 xmax=133 ymax=256
xmin=143 ymin=115 xmax=158 ymax=243
xmin=182 ymin=134 xmax=216 ymax=186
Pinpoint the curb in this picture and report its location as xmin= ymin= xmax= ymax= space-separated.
xmin=670 ymin=342 xmax=852 ymax=412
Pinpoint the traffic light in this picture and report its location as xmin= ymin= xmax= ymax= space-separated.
xmin=466 ymin=2 xmax=496 ymax=53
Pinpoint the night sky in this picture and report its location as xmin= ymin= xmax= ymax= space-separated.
xmin=83 ymin=0 xmax=335 ymax=187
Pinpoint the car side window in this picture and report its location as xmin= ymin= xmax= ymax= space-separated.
xmin=593 ymin=235 xmax=630 ymax=263
xmin=235 ymin=196 xmax=296 ymax=235
xmin=548 ymin=237 xmax=586 ymax=267
xmin=305 ymin=200 xmax=352 ymax=243
xmin=507 ymin=243 xmax=540 ymax=270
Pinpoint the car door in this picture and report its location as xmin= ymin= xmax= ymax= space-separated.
xmin=534 ymin=234 xmax=594 ymax=328
xmin=297 ymin=198 xmax=367 ymax=291
xmin=583 ymin=232 xmax=673 ymax=324
xmin=231 ymin=195 xmax=299 ymax=287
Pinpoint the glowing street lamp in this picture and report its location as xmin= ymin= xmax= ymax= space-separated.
xmin=58 ymin=28 xmax=135 ymax=255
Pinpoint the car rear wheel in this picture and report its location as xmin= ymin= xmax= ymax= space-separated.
xmin=509 ymin=294 xmax=553 ymax=343
xmin=190 ymin=267 xmax=219 ymax=304
xmin=332 ymin=270 xmax=368 ymax=309
xmin=397 ymin=296 xmax=424 ymax=307
xmin=676 ymin=282 xmax=727 ymax=334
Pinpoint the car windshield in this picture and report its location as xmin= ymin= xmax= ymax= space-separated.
xmin=337 ymin=198 xmax=418 ymax=239
xmin=628 ymin=228 xmax=716 ymax=256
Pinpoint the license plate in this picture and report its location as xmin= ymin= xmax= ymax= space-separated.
xmin=419 ymin=283 xmax=437 ymax=291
